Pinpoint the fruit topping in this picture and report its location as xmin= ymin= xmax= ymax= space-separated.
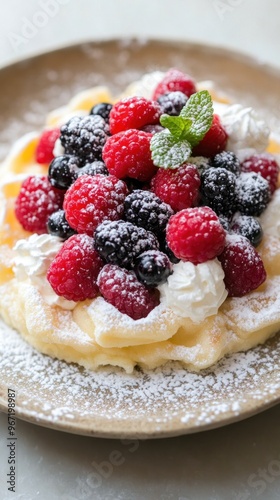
xmin=109 ymin=96 xmax=161 ymax=135
xmin=48 ymin=155 xmax=79 ymax=190
xmin=63 ymin=174 xmax=128 ymax=235
xmin=135 ymin=250 xmax=172 ymax=287
xmin=230 ymin=214 xmax=263 ymax=247
xmin=211 ymin=151 xmax=241 ymax=175
xmin=47 ymin=209 xmax=77 ymax=240
xmin=90 ymin=102 xmax=113 ymax=123
xmin=77 ymin=161 xmax=108 ymax=177
xmin=97 ymin=264 xmax=160 ymax=319
xmin=47 ymin=234 xmax=103 ymax=301
xmin=152 ymin=68 xmax=196 ymax=100
xmin=241 ymin=153 xmax=279 ymax=193
xmin=157 ymin=91 xmax=188 ymax=116
xmin=236 ymin=172 xmax=270 ymax=216
xmin=35 ymin=128 xmax=60 ymax=164
xmin=192 ymin=114 xmax=228 ymax=158
xmin=200 ymin=167 xmax=237 ymax=216
xmin=124 ymin=190 xmax=173 ymax=236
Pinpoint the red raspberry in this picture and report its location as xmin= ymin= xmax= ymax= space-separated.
xmin=151 ymin=163 xmax=200 ymax=212
xmin=47 ymin=234 xmax=103 ymax=301
xmin=35 ymin=128 xmax=61 ymax=164
xmin=218 ymin=234 xmax=266 ymax=297
xmin=63 ymin=174 xmax=128 ymax=236
xmin=109 ymin=96 xmax=161 ymax=135
xmin=192 ymin=114 xmax=228 ymax=158
xmin=166 ymin=207 xmax=226 ymax=263
xmin=102 ymin=129 xmax=158 ymax=182
xmin=152 ymin=68 xmax=197 ymax=100
xmin=97 ymin=264 xmax=159 ymax=319
xmin=241 ymin=153 xmax=279 ymax=193
xmin=15 ymin=175 xmax=64 ymax=234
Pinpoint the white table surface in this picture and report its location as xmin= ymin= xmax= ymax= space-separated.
xmin=1 ymin=1 xmax=280 ymax=499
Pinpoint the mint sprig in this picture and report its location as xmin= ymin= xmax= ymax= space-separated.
xmin=151 ymin=90 xmax=214 ymax=169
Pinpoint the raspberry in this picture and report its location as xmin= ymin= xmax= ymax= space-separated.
xmin=200 ymin=167 xmax=237 ymax=216
xmin=109 ymin=97 xmax=161 ymax=135
xmin=230 ymin=214 xmax=263 ymax=247
xmin=15 ymin=175 xmax=64 ymax=234
xmin=152 ymin=68 xmax=196 ymax=100
xmin=35 ymin=128 xmax=61 ymax=164
xmin=47 ymin=234 xmax=103 ymax=302
xmin=241 ymin=153 xmax=279 ymax=193
xmin=97 ymin=264 xmax=159 ymax=319
xmin=157 ymin=91 xmax=188 ymax=116
xmin=102 ymin=129 xmax=157 ymax=182
xmin=60 ymin=115 xmax=109 ymax=163
xmin=94 ymin=220 xmax=159 ymax=268
xmin=124 ymin=190 xmax=173 ymax=236
xmin=211 ymin=151 xmax=240 ymax=175
xmin=236 ymin=172 xmax=270 ymax=216
xmin=63 ymin=174 xmax=128 ymax=235
xmin=218 ymin=235 xmax=266 ymax=297
xmin=166 ymin=207 xmax=226 ymax=264
xmin=135 ymin=250 xmax=172 ymax=287
xmin=192 ymin=114 xmax=228 ymax=158
xmin=151 ymin=163 xmax=200 ymax=212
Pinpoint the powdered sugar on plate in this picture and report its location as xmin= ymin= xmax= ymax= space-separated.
xmin=0 ymin=318 xmax=279 ymax=437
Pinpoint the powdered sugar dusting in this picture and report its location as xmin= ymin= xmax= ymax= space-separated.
xmin=0 ymin=319 xmax=279 ymax=437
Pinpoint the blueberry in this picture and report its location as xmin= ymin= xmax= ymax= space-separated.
xmin=48 ymin=155 xmax=79 ymax=189
xmin=230 ymin=215 xmax=263 ymax=247
xmin=135 ymin=250 xmax=172 ymax=287
xmin=47 ymin=210 xmax=76 ymax=240
xmin=90 ymin=102 xmax=113 ymax=123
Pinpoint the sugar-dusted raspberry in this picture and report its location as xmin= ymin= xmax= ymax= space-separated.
xmin=15 ymin=175 xmax=64 ymax=234
xmin=192 ymin=114 xmax=228 ymax=158
xmin=35 ymin=128 xmax=61 ymax=164
xmin=94 ymin=220 xmax=159 ymax=268
xmin=109 ymin=96 xmax=161 ymax=135
xmin=97 ymin=264 xmax=160 ymax=319
xmin=47 ymin=234 xmax=103 ymax=301
xmin=102 ymin=129 xmax=157 ymax=182
xmin=152 ymin=68 xmax=196 ymax=100
xmin=151 ymin=163 xmax=200 ymax=212
xmin=63 ymin=174 xmax=128 ymax=235
xmin=241 ymin=153 xmax=279 ymax=193
xmin=218 ymin=234 xmax=266 ymax=297
xmin=166 ymin=207 xmax=226 ymax=263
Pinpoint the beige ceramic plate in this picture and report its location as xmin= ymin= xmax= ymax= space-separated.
xmin=0 ymin=40 xmax=280 ymax=439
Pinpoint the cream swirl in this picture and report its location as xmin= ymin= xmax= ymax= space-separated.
xmin=13 ymin=234 xmax=76 ymax=310
xmin=159 ymin=259 xmax=227 ymax=322
xmin=216 ymin=103 xmax=270 ymax=153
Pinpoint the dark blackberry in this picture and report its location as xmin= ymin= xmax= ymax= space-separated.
xmin=135 ymin=250 xmax=172 ymax=287
xmin=211 ymin=151 xmax=240 ymax=175
xmin=124 ymin=190 xmax=174 ymax=236
xmin=47 ymin=210 xmax=76 ymax=240
xmin=60 ymin=115 xmax=109 ymax=163
xmin=236 ymin=172 xmax=270 ymax=216
xmin=230 ymin=214 xmax=263 ymax=247
xmin=77 ymin=161 xmax=108 ymax=177
xmin=200 ymin=167 xmax=237 ymax=216
xmin=157 ymin=91 xmax=188 ymax=116
xmin=48 ymin=155 xmax=79 ymax=189
xmin=219 ymin=215 xmax=231 ymax=232
xmin=124 ymin=178 xmax=145 ymax=193
xmin=90 ymin=102 xmax=113 ymax=123
xmin=94 ymin=220 xmax=159 ymax=269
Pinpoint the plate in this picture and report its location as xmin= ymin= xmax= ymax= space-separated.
xmin=0 ymin=39 xmax=280 ymax=439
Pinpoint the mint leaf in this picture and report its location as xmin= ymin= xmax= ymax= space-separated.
xmin=160 ymin=114 xmax=192 ymax=140
xmin=180 ymin=90 xmax=213 ymax=147
xmin=150 ymin=130 xmax=192 ymax=169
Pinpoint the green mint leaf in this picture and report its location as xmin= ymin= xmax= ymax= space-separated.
xmin=150 ymin=130 xmax=192 ymax=169
xmin=160 ymin=114 xmax=192 ymax=140
xmin=180 ymin=90 xmax=213 ymax=147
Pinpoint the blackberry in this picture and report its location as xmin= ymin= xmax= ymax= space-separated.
xmin=94 ymin=220 xmax=159 ymax=269
xmin=211 ymin=151 xmax=240 ymax=175
xmin=48 ymin=155 xmax=79 ymax=189
xmin=236 ymin=172 xmax=270 ymax=216
xmin=157 ymin=91 xmax=188 ymax=116
xmin=47 ymin=210 xmax=76 ymax=240
xmin=77 ymin=161 xmax=108 ymax=177
xmin=230 ymin=215 xmax=263 ymax=247
xmin=141 ymin=124 xmax=164 ymax=135
xmin=200 ymin=167 xmax=237 ymax=216
xmin=124 ymin=190 xmax=174 ymax=236
xmin=60 ymin=115 xmax=109 ymax=163
xmin=90 ymin=102 xmax=113 ymax=123
xmin=124 ymin=178 xmax=145 ymax=193
xmin=135 ymin=250 xmax=172 ymax=287
xmin=219 ymin=215 xmax=231 ymax=232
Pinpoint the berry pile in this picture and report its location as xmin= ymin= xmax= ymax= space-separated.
xmin=14 ymin=68 xmax=280 ymax=319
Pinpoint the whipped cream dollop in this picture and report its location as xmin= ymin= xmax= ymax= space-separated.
xmin=123 ymin=71 xmax=165 ymax=99
xmin=214 ymin=103 xmax=270 ymax=154
xmin=260 ymin=188 xmax=280 ymax=238
xmin=13 ymin=234 xmax=76 ymax=310
xmin=159 ymin=259 xmax=228 ymax=323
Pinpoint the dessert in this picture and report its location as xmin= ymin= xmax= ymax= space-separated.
xmin=0 ymin=68 xmax=280 ymax=375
